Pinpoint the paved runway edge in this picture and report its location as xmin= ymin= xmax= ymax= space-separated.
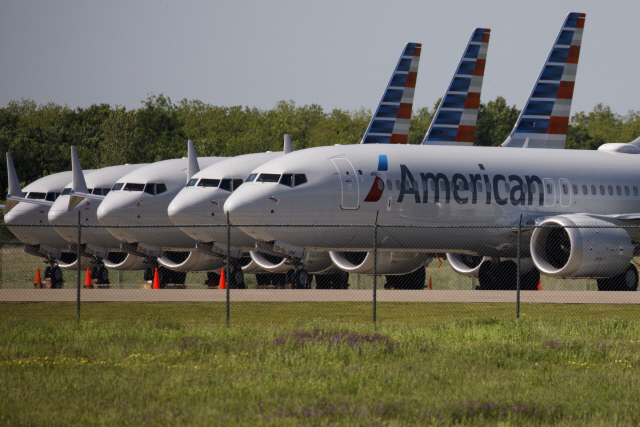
xmin=2 ymin=290 xmax=640 ymax=304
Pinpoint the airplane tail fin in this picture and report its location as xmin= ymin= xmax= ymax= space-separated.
xmin=187 ymin=140 xmax=200 ymax=181
xmin=71 ymin=146 xmax=89 ymax=194
xmin=361 ymin=42 xmax=421 ymax=144
xmin=422 ymin=28 xmax=491 ymax=146
xmin=501 ymin=12 xmax=586 ymax=149
xmin=283 ymin=134 xmax=293 ymax=154
xmin=3 ymin=153 xmax=24 ymax=214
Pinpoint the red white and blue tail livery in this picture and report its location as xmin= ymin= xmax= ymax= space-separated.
xmin=501 ymin=12 xmax=585 ymax=149
xmin=422 ymin=28 xmax=490 ymax=146
xmin=361 ymin=43 xmax=421 ymax=144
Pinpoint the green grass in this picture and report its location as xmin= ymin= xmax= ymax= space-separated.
xmin=3 ymin=304 xmax=640 ymax=425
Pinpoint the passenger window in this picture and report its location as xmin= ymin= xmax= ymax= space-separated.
xmin=608 ymin=185 xmax=613 ymax=195
xmin=478 ymin=182 xmax=483 ymax=192
xmin=422 ymin=180 xmax=427 ymax=190
xmin=634 ymin=186 xmax=639 ymax=197
xmin=625 ymin=186 xmax=630 ymax=196
xmin=600 ymin=185 xmax=605 ymax=195
xmin=144 ymin=183 xmax=156 ymax=195
xmin=219 ymin=179 xmax=232 ymax=192
xmin=198 ymin=179 xmax=220 ymax=187
xmin=582 ymin=185 xmax=587 ymax=195
xmin=523 ymin=183 xmax=527 ymax=194
xmin=279 ymin=174 xmax=293 ymax=187
xmin=123 ymin=183 xmax=145 ymax=192
xmin=405 ymin=180 xmax=411 ymax=190
xmin=487 ymin=183 xmax=492 ymax=193
xmin=430 ymin=181 xmax=435 ymax=191
xmin=257 ymin=174 xmax=281 ymax=183
xmin=377 ymin=179 xmax=383 ymax=190
xmin=396 ymin=180 xmax=401 ymax=189
xmin=387 ymin=180 xmax=393 ymax=190
xmin=156 ymin=184 xmax=167 ymax=194
xmin=294 ymin=174 xmax=307 ymax=186
xmin=246 ymin=174 xmax=257 ymax=182
xmin=413 ymin=180 xmax=418 ymax=189
xmin=531 ymin=184 xmax=536 ymax=194
xmin=505 ymin=183 xmax=510 ymax=193
xmin=233 ymin=179 xmax=244 ymax=190
xmin=112 ymin=183 xmax=124 ymax=191
xmin=562 ymin=184 xmax=568 ymax=195
xmin=616 ymin=185 xmax=622 ymax=196
xmin=546 ymin=184 xmax=552 ymax=194
xmin=440 ymin=181 xmax=446 ymax=191
xmin=187 ymin=178 xmax=199 ymax=187
xmin=591 ymin=185 xmax=596 ymax=195
xmin=573 ymin=184 xmax=578 ymax=195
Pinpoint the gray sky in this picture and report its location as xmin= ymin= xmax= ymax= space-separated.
xmin=2 ymin=0 xmax=639 ymax=115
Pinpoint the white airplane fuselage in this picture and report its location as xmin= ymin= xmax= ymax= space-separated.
xmin=225 ymin=144 xmax=640 ymax=257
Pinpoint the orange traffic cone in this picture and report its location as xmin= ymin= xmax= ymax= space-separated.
xmin=537 ymin=279 xmax=541 ymax=291
xmin=153 ymin=268 xmax=161 ymax=289
xmin=34 ymin=267 xmax=42 ymax=289
xmin=428 ymin=277 xmax=433 ymax=290
xmin=219 ymin=268 xmax=226 ymax=289
xmin=85 ymin=267 xmax=93 ymax=289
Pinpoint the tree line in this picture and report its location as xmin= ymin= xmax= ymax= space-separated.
xmin=1 ymin=94 xmax=640 ymax=201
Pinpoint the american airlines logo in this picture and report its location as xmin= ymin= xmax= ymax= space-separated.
xmin=365 ymin=161 xmax=545 ymax=206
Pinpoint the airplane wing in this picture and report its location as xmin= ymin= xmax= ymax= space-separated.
xmin=361 ymin=42 xmax=421 ymax=144
xmin=501 ymin=12 xmax=586 ymax=149
xmin=422 ymin=28 xmax=490 ymax=146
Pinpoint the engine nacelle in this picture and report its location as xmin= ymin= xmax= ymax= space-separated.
xmin=23 ymin=244 xmax=97 ymax=271
xmin=104 ymin=252 xmax=151 ymax=271
xmin=329 ymin=251 xmax=431 ymax=275
xmin=250 ymin=250 xmax=334 ymax=274
xmin=158 ymin=251 xmax=225 ymax=272
xmin=447 ymin=253 xmax=536 ymax=277
xmin=531 ymin=215 xmax=634 ymax=278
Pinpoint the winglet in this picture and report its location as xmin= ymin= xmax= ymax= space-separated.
xmin=361 ymin=42 xmax=421 ymax=144
xmin=501 ymin=12 xmax=586 ymax=149
xmin=422 ymin=28 xmax=491 ymax=146
xmin=283 ymin=134 xmax=293 ymax=154
xmin=7 ymin=152 xmax=24 ymax=198
xmin=71 ymin=146 xmax=89 ymax=194
xmin=187 ymin=140 xmax=200 ymax=181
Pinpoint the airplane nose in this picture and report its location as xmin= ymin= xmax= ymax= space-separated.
xmin=224 ymin=185 xmax=266 ymax=224
xmin=47 ymin=206 xmax=67 ymax=225
xmin=167 ymin=197 xmax=207 ymax=225
xmin=96 ymin=194 xmax=134 ymax=225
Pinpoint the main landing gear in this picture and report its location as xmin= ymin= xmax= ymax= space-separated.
xmin=477 ymin=260 xmax=540 ymax=290
xmin=597 ymin=264 xmax=638 ymax=291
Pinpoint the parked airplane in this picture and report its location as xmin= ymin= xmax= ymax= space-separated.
xmin=167 ymin=43 xmax=423 ymax=288
xmin=47 ymin=147 xmax=146 ymax=284
xmin=96 ymin=148 xmax=226 ymax=285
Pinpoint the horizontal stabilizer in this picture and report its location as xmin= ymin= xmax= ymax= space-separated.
xmin=362 ymin=42 xmax=421 ymax=144
xmin=6 ymin=195 xmax=54 ymax=207
xmin=501 ymin=12 xmax=586 ymax=149
xmin=423 ymin=28 xmax=491 ymax=146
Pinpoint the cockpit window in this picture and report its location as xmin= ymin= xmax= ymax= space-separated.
xmin=219 ymin=179 xmax=232 ymax=192
xmin=144 ymin=183 xmax=156 ymax=195
xmin=123 ymin=183 xmax=145 ymax=192
xmin=246 ymin=173 xmax=257 ymax=182
xmin=156 ymin=183 xmax=167 ymax=194
xmin=27 ymin=192 xmax=46 ymax=200
xmin=186 ymin=178 xmax=199 ymax=187
xmin=112 ymin=183 xmax=124 ymax=191
xmin=233 ymin=179 xmax=244 ymax=191
xmin=279 ymin=174 xmax=293 ymax=187
xmin=102 ymin=188 xmax=110 ymax=196
xmin=256 ymin=173 xmax=281 ymax=183
xmin=294 ymin=174 xmax=307 ymax=187
xmin=91 ymin=188 xmax=100 ymax=195
xmin=61 ymin=188 xmax=72 ymax=195
xmin=45 ymin=192 xmax=58 ymax=202
xmin=197 ymin=179 xmax=220 ymax=187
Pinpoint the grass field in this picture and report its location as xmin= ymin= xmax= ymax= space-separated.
xmin=2 ymin=303 xmax=640 ymax=425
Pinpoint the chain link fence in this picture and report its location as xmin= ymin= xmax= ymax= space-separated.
xmin=2 ymin=219 xmax=640 ymax=324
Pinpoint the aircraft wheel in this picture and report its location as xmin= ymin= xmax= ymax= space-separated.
xmin=228 ymin=264 xmax=245 ymax=289
xmin=315 ymin=274 xmax=330 ymax=289
xmin=598 ymin=264 xmax=638 ymax=291
xmin=255 ymin=273 xmax=271 ymax=289
xmin=292 ymin=269 xmax=310 ymax=289
xmin=336 ymin=271 xmax=350 ymax=289
xmin=206 ymin=271 xmax=220 ymax=288
xmin=51 ymin=265 xmax=63 ymax=289
xmin=478 ymin=261 xmax=517 ymax=290
xmin=520 ymin=268 xmax=540 ymax=291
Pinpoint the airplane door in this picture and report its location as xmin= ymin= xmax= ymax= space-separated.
xmin=543 ymin=178 xmax=555 ymax=207
xmin=331 ymin=158 xmax=360 ymax=209
xmin=559 ymin=178 xmax=571 ymax=207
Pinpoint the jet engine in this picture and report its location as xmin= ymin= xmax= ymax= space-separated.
xmin=531 ymin=215 xmax=634 ymax=278
xmin=250 ymin=250 xmax=335 ymax=274
xmin=448 ymin=253 xmax=536 ymax=277
xmin=158 ymin=251 xmax=225 ymax=272
xmin=329 ymin=251 xmax=430 ymax=275
xmin=103 ymin=252 xmax=151 ymax=271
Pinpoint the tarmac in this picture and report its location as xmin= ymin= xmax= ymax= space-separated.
xmin=2 ymin=289 xmax=640 ymax=304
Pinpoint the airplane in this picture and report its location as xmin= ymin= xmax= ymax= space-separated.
xmin=96 ymin=146 xmax=226 ymax=286
xmin=224 ymin=13 xmax=640 ymax=292
xmin=222 ymin=29 xmax=490 ymax=289
xmin=47 ymin=146 xmax=146 ymax=285
xmin=167 ymin=42 xmax=423 ymax=288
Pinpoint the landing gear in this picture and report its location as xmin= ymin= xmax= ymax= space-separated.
xmin=227 ymin=263 xmax=245 ymax=289
xmin=384 ymin=266 xmax=426 ymax=290
xmin=205 ymin=271 xmax=220 ymax=288
xmin=143 ymin=266 xmax=187 ymax=288
xmin=478 ymin=260 xmax=540 ymax=290
xmin=285 ymin=268 xmax=310 ymax=289
xmin=315 ymin=271 xmax=350 ymax=289
xmin=597 ymin=264 xmax=638 ymax=291
xmin=44 ymin=264 xmax=63 ymax=289
xmin=91 ymin=265 xmax=110 ymax=288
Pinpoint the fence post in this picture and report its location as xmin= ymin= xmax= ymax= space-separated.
xmin=76 ymin=210 xmax=82 ymax=322
xmin=373 ymin=212 xmax=379 ymax=325
xmin=226 ymin=212 xmax=231 ymax=327
xmin=516 ymin=214 xmax=522 ymax=319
